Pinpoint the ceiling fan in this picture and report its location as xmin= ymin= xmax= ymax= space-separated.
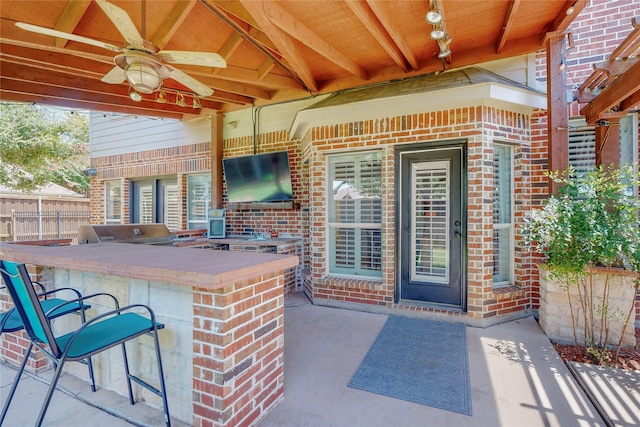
xmin=15 ymin=0 xmax=226 ymax=102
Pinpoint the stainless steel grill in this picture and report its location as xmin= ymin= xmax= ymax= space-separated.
xmin=77 ymin=224 xmax=174 ymax=246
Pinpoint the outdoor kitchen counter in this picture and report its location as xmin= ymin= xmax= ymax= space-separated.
xmin=0 ymin=241 xmax=297 ymax=426
xmin=0 ymin=241 xmax=298 ymax=290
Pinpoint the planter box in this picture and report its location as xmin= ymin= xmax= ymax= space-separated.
xmin=539 ymin=266 xmax=637 ymax=348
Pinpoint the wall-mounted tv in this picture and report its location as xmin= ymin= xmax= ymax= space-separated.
xmin=223 ymin=151 xmax=294 ymax=203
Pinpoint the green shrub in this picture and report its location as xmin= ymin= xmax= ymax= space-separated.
xmin=522 ymin=165 xmax=640 ymax=355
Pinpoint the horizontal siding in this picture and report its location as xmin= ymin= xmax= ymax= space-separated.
xmin=89 ymin=114 xmax=211 ymax=158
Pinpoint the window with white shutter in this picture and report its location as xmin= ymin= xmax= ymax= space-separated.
xmin=187 ymin=174 xmax=211 ymax=230
xmin=328 ymin=151 xmax=382 ymax=277
xmin=164 ymin=184 xmax=180 ymax=231
xmin=493 ymin=144 xmax=513 ymax=286
xmin=105 ymin=180 xmax=122 ymax=224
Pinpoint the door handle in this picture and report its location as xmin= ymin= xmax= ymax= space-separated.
xmin=454 ymin=230 xmax=461 ymax=238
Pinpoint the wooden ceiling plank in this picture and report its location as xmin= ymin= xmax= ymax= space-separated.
xmin=239 ymin=0 xmax=318 ymax=92
xmin=151 ymin=0 xmax=197 ymax=49
xmin=581 ymin=58 xmax=640 ymax=124
xmin=53 ymin=0 xmax=92 ymax=48
xmin=366 ymin=0 xmax=418 ymax=70
xmin=262 ymin=2 xmax=368 ymax=80
xmin=496 ymin=0 xmax=521 ymax=54
xmin=346 ymin=0 xmax=408 ymax=72
xmin=205 ymin=65 xmax=300 ymax=90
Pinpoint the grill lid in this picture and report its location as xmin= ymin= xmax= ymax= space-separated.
xmin=78 ymin=224 xmax=173 ymax=245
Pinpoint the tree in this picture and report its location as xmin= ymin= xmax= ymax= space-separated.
xmin=0 ymin=102 xmax=90 ymax=194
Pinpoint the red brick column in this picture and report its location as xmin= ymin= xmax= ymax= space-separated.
xmin=192 ymin=270 xmax=285 ymax=427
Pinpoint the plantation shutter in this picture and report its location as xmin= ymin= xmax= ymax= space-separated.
xmin=329 ymin=152 xmax=382 ymax=277
xmin=568 ymin=118 xmax=596 ymax=174
xmin=164 ymin=184 xmax=180 ymax=231
xmin=139 ymin=185 xmax=154 ymax=224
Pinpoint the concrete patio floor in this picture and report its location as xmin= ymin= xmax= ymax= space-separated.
xmin=0 ymin=292 xmax=605 ymax=426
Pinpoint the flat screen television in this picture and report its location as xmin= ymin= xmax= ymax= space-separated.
xmin=223 ymin=151 xmax=294 ymax=203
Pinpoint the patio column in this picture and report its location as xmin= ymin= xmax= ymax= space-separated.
xmin=211 ymin=112 xmax=224 ymax=209
xmin=545 ymin=34 xmax=569 ymax=194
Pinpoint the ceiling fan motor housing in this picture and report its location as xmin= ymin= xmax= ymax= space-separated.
xmin=115 ymin=52 xmax=170 ymax=94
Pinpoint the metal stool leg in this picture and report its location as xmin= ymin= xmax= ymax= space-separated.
xmin=0 ymin=342 xmax=34 ymax=424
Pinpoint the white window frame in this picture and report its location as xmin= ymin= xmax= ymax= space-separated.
xmin=187 ymin=174 xmax=211 ymax=230
xmin=104 ymin=180 xmax=122 ymax=224
xmin=493 ymin=143 xmax=514 ymax=287
xmin=326 ymin=151 xmax=383 ymax=279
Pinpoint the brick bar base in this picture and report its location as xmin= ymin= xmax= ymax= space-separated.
xmin=192 ymin=270 xmax=285 ymax=427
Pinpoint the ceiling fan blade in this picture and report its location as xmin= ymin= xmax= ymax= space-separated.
xmin=15 ymin=22 xmax=122 ymax=52
xmin=101 ymin=66 xmax=126 ymax=84
xmin=95 ymin=0 xmax=145 ymax=50
xmin=157 ymin=51 xmax=227 ymax=68
xmin=166 ymin=67 xmax=214 ymax=97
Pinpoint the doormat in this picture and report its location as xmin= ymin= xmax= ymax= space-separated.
xmin=348 ymin=315 xmax=472 ymax=415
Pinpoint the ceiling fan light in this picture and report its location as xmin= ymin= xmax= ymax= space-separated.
xmin=193 ymin=96 xmax=201 ymax=109
xmin=426 ymin=10 xmax=442 ymax=25
xmin=125 ymin=62 xmax=161 ymax=94
xmin=129 ymin=89 xmax=142 ymax=102
xmin=430 ymin=27 xmax=446 ymax=40
xmin=438 ymin=49 xmax=452 ymax=58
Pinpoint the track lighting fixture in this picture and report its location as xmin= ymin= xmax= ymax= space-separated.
xmin=176 ymin=92 xmax=187 ymax=107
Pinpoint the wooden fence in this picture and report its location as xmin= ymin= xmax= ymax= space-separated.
xmin=0 ymin=195 xmax=91 ymax=243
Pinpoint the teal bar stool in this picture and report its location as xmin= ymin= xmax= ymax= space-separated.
xmin=0 ymin=264 xmax=95 ymax=423
xmin=0 ymin=260 xmax=170 ymax=427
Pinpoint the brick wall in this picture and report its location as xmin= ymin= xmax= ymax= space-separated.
xmin=305 ymin=106 xmax=534 ymax=323
xmin=89 ymin=142 xmax=211 ymax=227
xmin=192 ymin=271 xmax=284 ymax=427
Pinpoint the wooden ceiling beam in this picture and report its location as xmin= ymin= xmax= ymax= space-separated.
xmin=610 ymin=17 xmax=640 ymax=59
xmin=262 ymin=2 xmax=368 ymax=80
xmin=209 ymin=0 xmax=261 ymax=30
xmin=0 ymin=60 xmax=223 ymax=111
xmin=214 ymin=65 xmax=301 ymax=90
xmin=53 ymin=0 xmax=93 ymax=48
xmin=346 ymin=0 xmax=409 ymax=72
xmin=0 ymin=36 xmax=114 ymax=65
xmin=257 ymin=59 xmax=275 ymax=81
xmin=496 ymin=0 xmax=521 ymax=54
xmin=546 ymin=0 xmax=588 ymax=35
xmin=581 ymin=58 xmax=640 ymax=124
xmin=239 ymin=0 xmax=318 ymax=92
xmin=1 ymin=38 xmax=263 ymax=102
xmin=0 ymin=42 xmax=111 ymax=78
xmin=366 ymin=0 xmax=418 ymax=70
xmin=151 ymin=0 xmax=197 ymax=49
xmin=0 ymin=89 xmax=184 ymax=120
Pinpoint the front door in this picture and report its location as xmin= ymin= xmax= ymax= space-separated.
xmin=398 ymin=145 xmax=465 ymax=308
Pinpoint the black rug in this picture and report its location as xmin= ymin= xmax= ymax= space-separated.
xmin=348 ymin=315 xmax=472 ymax=415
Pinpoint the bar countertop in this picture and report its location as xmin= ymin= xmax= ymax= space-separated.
xmin=0 ymin=242 xmax=299 ymax=290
